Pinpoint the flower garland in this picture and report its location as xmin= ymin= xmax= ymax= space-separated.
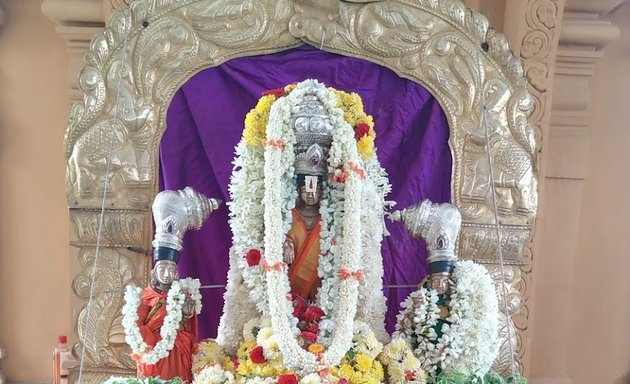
xmin=262 ymin=80 xmax=364 ymax=374
xmin=179 ymin=277 xmax=203 ymax=314
xmin=122 ymin=279 xmax=202 ymax=365
xmin=194 ymin=365 xmax=236 ymax=384
xmin=195 ymin=319 xmax=387 ymax=384
xmin=379 ymin=338 xmax=427 ymax=384
xmin=103 ymin=377 xmax=184 ymax=384
xmin=217 ymin=79 xmax=391 ymax=371
xmin=394 ymin=260 xmax=500 ymax=377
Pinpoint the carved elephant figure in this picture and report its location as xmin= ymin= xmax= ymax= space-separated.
xmin=460 ymin=78 xmax=537 ymax=217
xmin=67 ymin=118 xmax=139 ymax=199
xmin=461 ymin=130 xmax=536 ymax=217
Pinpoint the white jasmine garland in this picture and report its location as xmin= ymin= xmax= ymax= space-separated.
xmin=122 ymin=281 xmax=187 ymax=364
xmin=263 ymin=81 xmax=364 ymax=375
xmin=194 ymin=365 xmax=235 ymax=384
xmin=352 ymin=320 xmax=383 ymax=360
xmin=299 ymin=373 xmax=324 ymax=384
xmin=394 ymin=260 xmax=500 ymax=377
xmin=179 ymin=277 xmax=203 ymax=314
xmin=242 ymin=378 xmax=277 ymax=384
xmin=217 ymin=80 xmax=390 ymax=375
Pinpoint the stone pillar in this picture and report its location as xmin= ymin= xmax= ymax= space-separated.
xmin=41 ymin=0 xmax=105 ymax=102
xmin=1 ymin=8 xmax=6 ymax=384
xmin=527 ymin=1 xmax=624 ymax=384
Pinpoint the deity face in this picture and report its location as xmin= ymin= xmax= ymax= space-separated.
xmin=299 ymin=185 xmax=323 ymax=207
xmin=428 ymin=273 xmax=451 ymax=295
xmin=153 ymin=260 xmax=179 ymax=286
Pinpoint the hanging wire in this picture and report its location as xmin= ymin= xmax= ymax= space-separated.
xmin=76 ymin=7 xmax=134 ymax=384
xmin=475 ymin=51 xmax=517 ymax=375
xmin=319 ymin=29 xmax=326 ymax=51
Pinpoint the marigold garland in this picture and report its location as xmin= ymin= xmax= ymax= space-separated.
xmin=242 ymin=86 xmax=377 ymax=162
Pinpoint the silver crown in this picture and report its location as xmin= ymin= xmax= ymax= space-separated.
xmin=390 ymin=200 xmax=461 ymax=264
xmin=152 ymin=187 xmax=221 ymax=251
xmin=293 ymin=92 xmax=333 ymax=175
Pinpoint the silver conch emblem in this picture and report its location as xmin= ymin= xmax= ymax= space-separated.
xmin=152 ymin=187 xmax=221 ymax=251
xmin=390 ymin=199 xmax=461 ymax=265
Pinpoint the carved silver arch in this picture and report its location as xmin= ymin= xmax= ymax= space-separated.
xmin=64 ymin=0 xmax=539 ymax=382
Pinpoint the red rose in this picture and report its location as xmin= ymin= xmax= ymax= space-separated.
xmin=232 ymin=358 xmax=240 ymax=370
xmin=261 ymin=88 xmax=285 ymax=98
xmin=278 ymin=374 xmax=298 ymax=384
xmin=304 ymin=306 xmax=325 ymax=322
xmin=245 ymin=249 xmax=261 ymax=266
xmin=249 ymin=345 xmax=267 ymax=364
xmin=292 ymin=297 xmax=308 ymax=318
xmin=300 ymin=330 xmax=318 ymax=343
xmin=405 ymin=370 xmax=416 ymax=381
xmin=305 ymin=324 xmax=319 ymax=334
xmin=354 ymin=123 xmax=370 ymax=140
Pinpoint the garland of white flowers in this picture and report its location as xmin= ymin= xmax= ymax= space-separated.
xmin=122 ymin=279 xmax=202 ymax=364
xmin=394 ymin=260 xmax=500 ymax=377
xmin=179 ymin=277 xmax=203 ymax=314
xmin=218 ymin=79 xmax=390 ymax=372
xmin=263 ymin=80 xmax=364 ymax=374
xmin=193 ymin=364 xmax=235 ymax=384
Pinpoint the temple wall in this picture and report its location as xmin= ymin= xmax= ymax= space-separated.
xmin=568 ymin=4 xmax=630 ymax=383
xmin=0 ymin=0 xmax=627 ymax=383
xmin=527 ymin=3 xmax=630 ymax=384
xmin=0 ymin=1 xmax=72 ymax=382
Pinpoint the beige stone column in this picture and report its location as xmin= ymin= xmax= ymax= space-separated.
xmin=1 ymin=8 xmax=6 ymax=384
xmin=527 ymin=1 xmax=624 ymax=384
xmin=41 ymin=0 xmax=105 ymax=102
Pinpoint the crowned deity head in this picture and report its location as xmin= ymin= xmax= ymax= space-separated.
xmin=292 ymin=92 xmax=333 ymax=209
xmin=293 ymin=93 xmax=333 ymax=176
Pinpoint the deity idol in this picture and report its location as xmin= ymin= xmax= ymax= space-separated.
xmin=213 ymin=80 xmax=391 ymax=378
xmin=122 ymin=187 xmax=221 ymax=381
xmin=390 ymin=201 xmax=501 ymax=377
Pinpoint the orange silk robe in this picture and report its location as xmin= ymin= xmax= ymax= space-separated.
xmin=287 ymin=209 xmax=322 ymax=301
xmin=136 ymin=286 xmax=198 ymax=382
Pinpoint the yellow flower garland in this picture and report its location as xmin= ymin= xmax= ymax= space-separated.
xmin=241 ymin=85 xmax=377 ymax=161
xmin=330 ymin=352 xmax=385 ymax=384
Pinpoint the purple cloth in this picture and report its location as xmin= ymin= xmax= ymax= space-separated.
xmin=161 ymin=45 xmax=452 ymax=339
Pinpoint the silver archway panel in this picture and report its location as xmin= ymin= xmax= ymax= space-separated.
xmin=63 ymin=1 xmax=538 ymax=382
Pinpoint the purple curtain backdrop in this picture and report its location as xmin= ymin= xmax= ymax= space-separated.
xmin=160 ymin=45 xmax=452 ymax=339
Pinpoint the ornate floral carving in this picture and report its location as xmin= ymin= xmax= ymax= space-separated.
xmin=289 ymin=0 xmax=339 ymax=43
xmin=459 ymin=224 xmax=532 ymax=263
xmin=70 ymin=209 xmax=150 ymax=248
xmin=63 ymin=0 xmax=544 ymax=380
xmin=73 ymin=247 xmax=147 ymax=371
xmin=109 ymin=0 xmax=134 ymax=11
xmin=522 ymin=0 xmax=561 ymax=124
